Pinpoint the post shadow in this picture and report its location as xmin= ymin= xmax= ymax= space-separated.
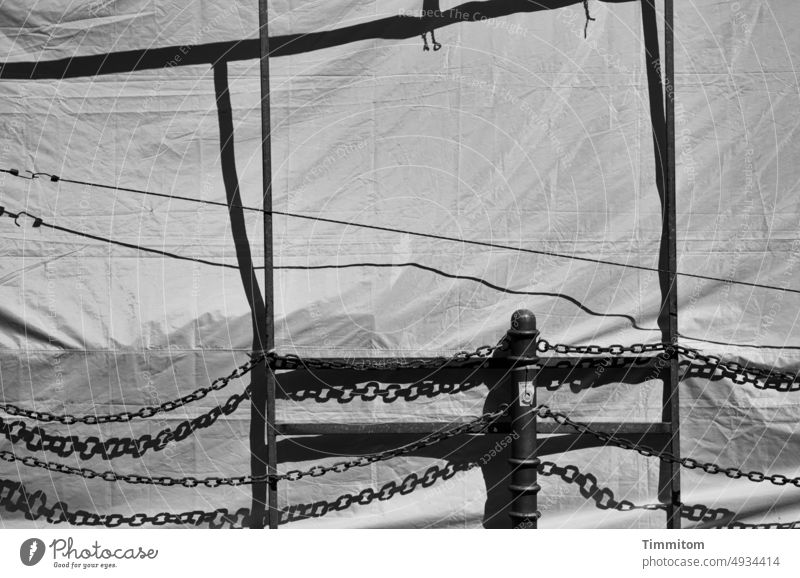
xmin=213 ymin=61 xmax=270 ymax=528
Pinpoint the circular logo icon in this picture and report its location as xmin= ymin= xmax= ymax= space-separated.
xmin=20 ymin=538 xmax=46 ymax=566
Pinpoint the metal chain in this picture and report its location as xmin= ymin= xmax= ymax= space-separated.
xmin=536 ymin=404 xmax=800 ymax=488
xmin=0 ymin=355 xmax=264 ymax=425
xmin=727 ymin=520 xmax=800 ymax=529
xmin=268 ymin=341 xmax=507 ymax=371
xmin=286 ymin=355 xmax=663 ymax=404
xmin=539 ymin=339 xmax=800 ymax=391
xmin=0 ymin=472 xmax=238 ymax=527
xmin=0 ymin=341 xmax=504 ymax=426
xmin=0 ymin=388 xmax=250 ymax=460
xmin=538 ymin=461 xmax=740 ymax=523
xmin=0 ymin=406 xmax=508 ymax=487
xmin=7 ymin=458 xmax=786 ymax=528
xmin=288 ymin=378 xmax=485 ymax=404
xmin=537 ymin=339 xmax=672 ymax=356
xmin=675 ymin=345 xmax=800 ymax=392
xmin=2 ymin=461 xmax=472 ymax=528
xmin=281 ymin=461 xmax=469 ymax=524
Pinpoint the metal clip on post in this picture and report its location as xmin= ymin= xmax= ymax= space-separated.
xmin=507 ymin=309 xmax=541 ymax=528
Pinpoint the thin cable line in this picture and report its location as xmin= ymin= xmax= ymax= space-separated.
xmin=0 ymin=207 xmax=242 ymax=270
xmin=280 ymin=261 xmax=658 ymax=331
xmin=3 ymin=204 xmax=798 ymax=350
xmin=4 ymin=167 xmax=798 ymax=295
xmin=0 ymin=207 xmax=657 ymax=331
xmin=677 ymin=333 xmax=800 ymax=351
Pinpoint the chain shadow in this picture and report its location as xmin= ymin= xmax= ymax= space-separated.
xmin=274 ymin=354 xmax=667 ymax=528
xmin=272 ymin=421 xmax=684 ymax=528
xmin=276 ymin=356 xmax=667 ymax=403
xmin=0 ymin=444 xmax=753 ymax=529
xmin=276 ymin=455 xmax=739 ymax=528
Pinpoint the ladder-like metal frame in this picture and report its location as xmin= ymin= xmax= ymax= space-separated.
xmin=267 ymin=309 xmax=678 ymax=528
xmin=256 ymin=0 xmax=680 ymax=529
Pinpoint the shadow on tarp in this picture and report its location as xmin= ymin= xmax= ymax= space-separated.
xmin=277 ymin=356 xmax=799 ymax=402
xmin=274 ymin=431 xmax=675 ymax=528
xmin=0 ymin=449 xmax=739 ymax=528
xmin=0 ymin=1 xmax=634 ymax=78
xmin=276 ymin=357 xmax=664 ymax=404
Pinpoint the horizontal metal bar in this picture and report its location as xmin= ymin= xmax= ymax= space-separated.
xmin=274 ymin=357 xmax=667 ymax=396
xmin=538 ymin=421 xmax=671 ymax=435
xmin=273 ymin=357 xmax=518 ymax=370
xmin=274 ymin=355 xmax=661 ymax=370
xmin=275 ymin=421 xmax=671 ymax=436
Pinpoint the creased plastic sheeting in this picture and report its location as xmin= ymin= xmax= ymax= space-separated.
xmin=1 ymin=0 xmax=800 ymax=528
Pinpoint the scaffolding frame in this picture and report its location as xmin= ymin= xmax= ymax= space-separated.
xmin=255 ymin=0 xmax=680 ymax=529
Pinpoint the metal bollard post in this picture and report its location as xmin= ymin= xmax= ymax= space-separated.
xmin=507 ymin=309 xmax=541 ymax=528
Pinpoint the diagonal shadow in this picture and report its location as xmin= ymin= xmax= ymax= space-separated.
xmin=0 ymin=1 xmax=634 ymax=79
xmin=280 ymin=458 xmax=739 ymax=528
xmin=0 ymin=448 xmax=740 ymax=528
xmin=213 ymin=61 xmax=270 ymax=528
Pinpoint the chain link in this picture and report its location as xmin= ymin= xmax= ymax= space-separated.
xmin=268 ymin=341 xmax=507 ymax=371
xmin=289 ymin=376 xmax=488 ymax=404
xmin=0 ymin=342 xmax=505 ymax=427
xmin=4 ymin=458 xmax=778 ymax=528
xmin=1 ymin=461 xmax=473 ymax=528
xmin=6 ymin=339 xmax=794 ymax=430
xmin=0 ymin=355 xmax=264 ymax=425
xmin=1 ymin=478 xmax=255 ymax=527
xmin=537 ymin=339 xmax=672 ymax=356
xmin=675 ymin=345 xmax=800 ymax=392
xmin=0 ymin=389 xmax=251 ymax=460
xmin=0 ymin=406 xmax=508 ymax=487
xmin=538 ymin=339 xmax=800 ymax=392
xmin=535 ymin=404 xmax=800 ymax=488
xmin=727 ymin=520 xmax=800 ymax=529
xmin=281 ymin=461 xmax=468 ymax=524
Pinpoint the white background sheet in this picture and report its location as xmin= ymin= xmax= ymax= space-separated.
xmin=1 ymin=0 xmax=800 ymax=528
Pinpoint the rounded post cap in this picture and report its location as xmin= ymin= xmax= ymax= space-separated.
xmin=510 ymin=309 xmax=537 ymax=332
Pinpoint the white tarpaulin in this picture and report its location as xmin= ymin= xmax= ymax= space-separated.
xmin=2 ymin=0 xmax=800 ymax=528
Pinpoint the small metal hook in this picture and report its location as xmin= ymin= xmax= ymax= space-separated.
xmin=14 ymin=211 xmax=43 ymax=228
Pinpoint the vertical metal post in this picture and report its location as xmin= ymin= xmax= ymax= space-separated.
xmin=507 ymin=309 xmax=540 ymax=528
xmin=258 ymin=0 xmax=279 ymax=530
xmin=663 ymin=0 xmax=681 ymax=529
xmin=641 ymin=0 xmax=681 ymax=528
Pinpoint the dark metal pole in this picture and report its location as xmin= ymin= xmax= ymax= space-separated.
xmin=663 ymin=0 xmax=681 ymax=529
xmin=507 ymin=309 xmax=540 ymax=528
xmin=641 ymin=0 xmax=681 ymax=528
xmin=257 ymin=0 xmax=279 ymax=530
